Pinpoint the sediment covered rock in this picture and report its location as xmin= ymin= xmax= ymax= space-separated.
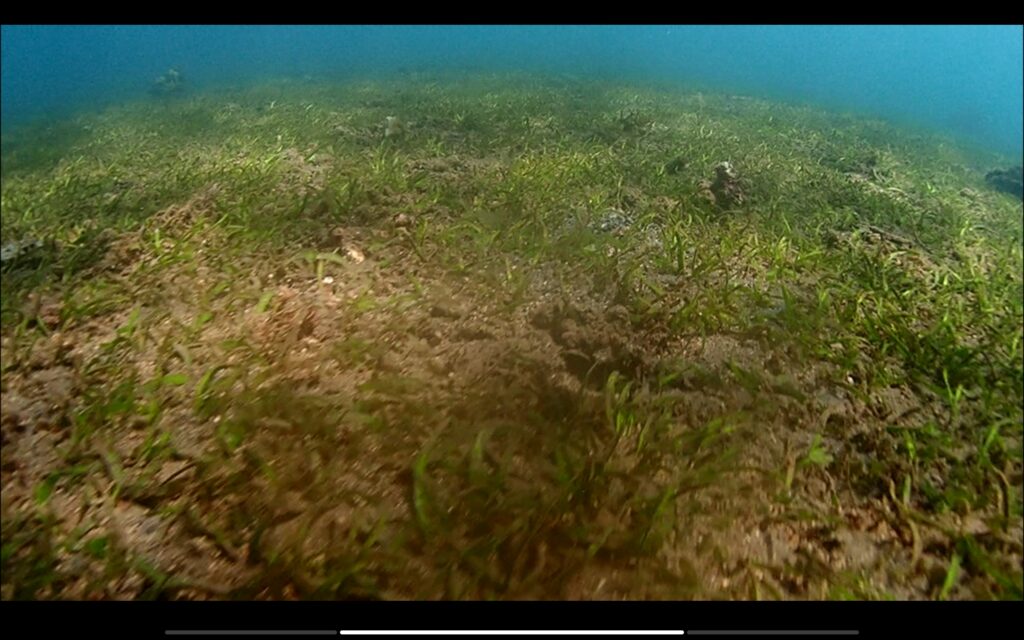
xmin=985 ymin=165 xmax=1023 ymax=200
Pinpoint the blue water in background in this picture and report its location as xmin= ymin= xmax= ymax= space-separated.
xmin=2 ymin=25 xmax=1022 ymax=160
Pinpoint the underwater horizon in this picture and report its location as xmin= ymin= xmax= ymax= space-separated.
xmin=1 ymin=25 xmax=1022 ymax=605
xmin=1 ymin=25 xmax=1023 ymax=160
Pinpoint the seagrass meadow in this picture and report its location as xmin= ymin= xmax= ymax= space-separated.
xmin=2 ymin=73 xmax=1022 ymax=600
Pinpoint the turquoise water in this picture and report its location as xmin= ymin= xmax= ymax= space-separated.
xmin=1 ymin=25 xmax=1022 ymax=158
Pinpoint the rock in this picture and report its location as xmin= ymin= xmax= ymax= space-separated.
xmin=150 ymin=68 xmax=185 ymax=97
xmin=329 ymin=226 xmax=346 ymax=247
xmin=393 ymin=213 xmax=414 ymax=228
xmin=27 ymin=331 xmax=73 ymax=369
xmin=699 ymin=161 xmax=745 ymax=208
xmin=384 ymin=116 xmax=406 ymax=138
xmin=1 ymin=237 xmax=50 ymax=271
xmin=1 ymin=392 xmax=32 ymax=432
xmin=430 ymin=301 xmax=464 ymax=319
xmin=605 ymin=305 xmax=630 ymax=324
xmin=714 ymin=160 xmax=739 ymax=183
xmin=985 ymin=165 xmax=1023 ymax=200
xmin=345 ymin=246 xmax=365 ymax=263
xmin=377 ymin=352 xmax=404 ymax=373
xmin=592 ymin=208 xmax=633 ymax=235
